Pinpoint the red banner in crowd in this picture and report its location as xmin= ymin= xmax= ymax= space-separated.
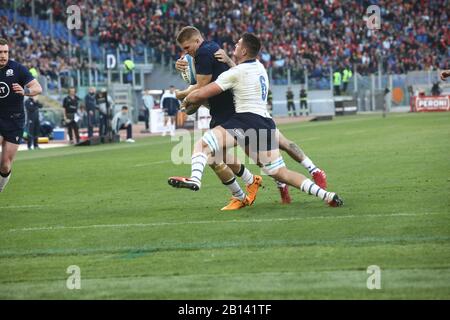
xmin=411 ymin=96 xmax=450 ymax=112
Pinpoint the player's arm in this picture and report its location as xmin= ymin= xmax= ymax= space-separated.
xmin=12 ymin=79 xmax=42 ymax=97
xmin=184 ymin=67 xmax=237 ymax=105
xmin=184 ymin=82 xmax=223 ymax=105
xmin=176 ymin=74 xmax=212 ymax=100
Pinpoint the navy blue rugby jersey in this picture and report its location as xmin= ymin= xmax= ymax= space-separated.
xmin=0 ymin=59 xmax=34 ymax=116
xmin=194 ymin=40 xmax=235 ymax=123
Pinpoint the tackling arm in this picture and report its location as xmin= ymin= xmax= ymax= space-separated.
xmin=176 ymin=74 xmax=213 ymax=100
xmin=184 ymin=82 xmax=223 ymax=104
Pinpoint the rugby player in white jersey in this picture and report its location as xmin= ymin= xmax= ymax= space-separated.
xmin=169 ymin=34 xmax=343 ymax=207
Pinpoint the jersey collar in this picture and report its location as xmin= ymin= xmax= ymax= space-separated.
xmin=242 ymin=59 xmax=256 ymax=64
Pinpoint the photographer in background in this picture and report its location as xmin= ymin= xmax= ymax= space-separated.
xmin=62 ymin=87 xmax=81 ymax=144
xmin=112 ymin=105 xmax=135 ymax=143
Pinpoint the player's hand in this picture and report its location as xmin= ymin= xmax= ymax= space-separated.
xmin=179 ymin=98 xmax=190 ymax=112
xmin=175 ymin=89 xmax=187 ymax=100
xmin=214 ymin=49 xmax=233 ymax=66
xmin=12 ymin=83 xmax=24 ymax=95
xmin=180 ymin=97 xmax=203 ymax=115
xmin=175 ymin=58 xmax=188 ymax=72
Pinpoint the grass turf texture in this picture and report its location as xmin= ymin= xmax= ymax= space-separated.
xmin=0 ymin=112 xmax=449 ymax=299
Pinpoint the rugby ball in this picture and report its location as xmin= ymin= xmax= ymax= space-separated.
xmin=180 ymin=54 xmax=197 ymax=85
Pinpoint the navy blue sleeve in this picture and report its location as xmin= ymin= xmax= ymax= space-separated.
xmin=18 ymin=63 xmax=35 ymax=87
xmin=195 ymin=48 xmax=214 ymax=76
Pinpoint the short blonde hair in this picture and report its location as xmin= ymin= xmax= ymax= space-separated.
xmin=176 ymin=26 xmax=201 ymax=44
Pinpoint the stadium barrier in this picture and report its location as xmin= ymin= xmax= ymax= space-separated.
xmin=410 ymin=95 xmax=450 ymax=112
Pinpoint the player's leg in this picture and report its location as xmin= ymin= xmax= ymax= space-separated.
xmin=209 ymin=161 xmax=248 ymax=210
xmin=225 ymin=150 xmax=262 ymax=205
xmin=0 ymin=139 xmax=19 ymax=192
xmin=168 ymin=126 xmax=235 ymax=190
xmin=258 ymin=149 xmax=343 ymax=207
xmin=278 ymin=130 xmax=327 ymax=189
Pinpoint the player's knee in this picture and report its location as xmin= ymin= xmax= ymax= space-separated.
xmin=202 ymin=130 xmax=220 ymax=155
xmin=262 ymin=156 xmax=286 ymax=176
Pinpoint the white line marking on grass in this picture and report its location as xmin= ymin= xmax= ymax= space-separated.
xmin=0 ymin=205 xmax=47 ymax=209
xmin=133 ymin=160 xmax=172 ymax=167
xmin=8 ymin=212 xmax=442 ymax=233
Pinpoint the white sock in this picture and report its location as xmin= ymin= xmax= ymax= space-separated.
xmin=0 ymin=171 xmax=11 ymax=192
xmin=223 ymin=177 xmax=245 ymax=201
xmin=276 ymin=180 xmax=286 ymax=188
xmin=301 ymin=157 xmax=319 ymax=174
xmin=238 ymin=165 xmax=254 ymax=185
xmin=190 ymin=153 xmax=208 ymax=186
xmin=300 ymin=179 xmax=331 ymax=202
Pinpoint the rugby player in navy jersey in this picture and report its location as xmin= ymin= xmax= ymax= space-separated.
xmin=173 ymin=26 xmax=261 ymax=211
xmin=0 ymin=38 xmax=42 ymax=192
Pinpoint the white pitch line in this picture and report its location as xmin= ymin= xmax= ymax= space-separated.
xmin=0 ymin=205 xmax=48 ymax=209
xmin=133 ymin=160 xmax=172 ymax=167
xmin=7 ymin=212 xmax=443 ymax=233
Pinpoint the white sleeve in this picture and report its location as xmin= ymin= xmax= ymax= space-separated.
xmin=215 ymin=67 xmax=239 ymax=91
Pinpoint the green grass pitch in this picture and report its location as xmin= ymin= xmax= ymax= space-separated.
xmin=0 ymin=112 xmax=449 ymax=299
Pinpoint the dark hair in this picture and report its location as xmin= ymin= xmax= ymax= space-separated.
xmin=241 ymin=33 xmax=261 ymax=57
xmin=0 ymin=38 xmax=8 ymax=46
xmin=176 ymin=26 xmax=201 ymax=44
xmin=122 ymin=105 xmax=128 ymax=110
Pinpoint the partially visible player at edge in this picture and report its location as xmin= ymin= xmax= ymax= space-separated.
xmin=175 ymin=26 xmax=327 ymax=205
xmin=169 ymin=33 xmax=343 ymax=207
xmin=440 ymin=70 xmax=450 ymax=81
xmin=0 ymin=38 xmax=42 ymax=192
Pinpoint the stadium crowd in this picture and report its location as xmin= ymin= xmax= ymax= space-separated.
xmin=1 ymin=0 xmax=448 ymax=82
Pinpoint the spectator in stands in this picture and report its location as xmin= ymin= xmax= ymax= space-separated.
xmin=112 ymin=105 xmax=135 ymax=143
xmin=1 ymin=0 xmax=448 ymax=89
xmin=62 ymin=87 xmax=81 ymax=144
xmin=84 ymin=87 xmax=97 ymax=138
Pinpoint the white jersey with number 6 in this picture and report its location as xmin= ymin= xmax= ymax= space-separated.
xmin=215 ymin=59 xmax=271 ymax=118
